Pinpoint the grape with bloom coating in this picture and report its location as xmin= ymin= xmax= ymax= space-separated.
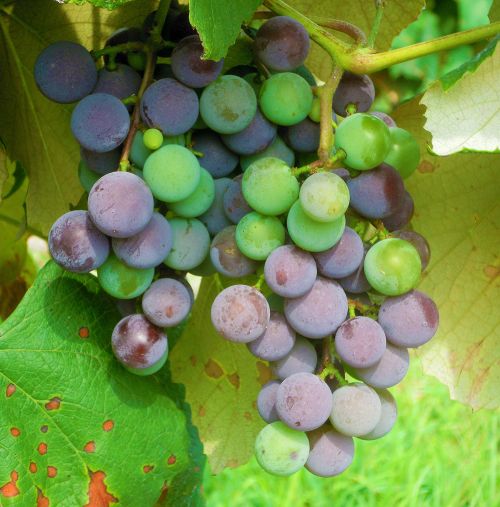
xmin=382 ymin=190 xmax=414 ymax=231
xmin=80 ymin=147 xmax=121 ymax=175
xmin=241 ymin=136 xmax=295 ymax=171
xmin=392 ymin=230 xmax=431 ymax=270
xmin=199 ymin=178 xmax=233 ymax=235
xmin=168 ymin=168 xmax=215 ymax=218
xmin=94 ymin=64 xmax=141 ymax=104
xmin=272 ymin=337 xmax=317 ymax=380
xmin=284 ymin=117 xmax=320 ymax=153
xmin=192 ymin=130 xmax=239 ymax=178
xmin=359 ymin=389 xmax=398 ymax=440
xmin=223 ymin=175 xmax=252 ymax=224
xmin=306 ymin=428 xmax=354 ymax=477
xmin=332 ymin=72 xmax=375 ymax=116
xmin=257 ymin=380 xmax=281 ymax=423
xmin=384 ymin=127 xmax=420 ymax=179
xmin=165 ymin=218 xmax=210 ymax=270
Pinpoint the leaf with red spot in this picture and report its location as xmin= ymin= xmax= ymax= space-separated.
xmin=0 ymin=262 xmax=205 ymax=505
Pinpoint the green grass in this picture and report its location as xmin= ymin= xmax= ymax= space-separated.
xmin=203 ymin=355 xmax=498 ymax=507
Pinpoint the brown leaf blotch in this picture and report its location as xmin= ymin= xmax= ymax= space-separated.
xmin=190 ymin=355 xmax=197 ymax=366
xmin=243 ymin=411 xmax=252 ymax=420
xmin=484 ymin=265 xmax=499 ymax=279
xmin=143 ymin=465 xmax=154 ymax=473
xmin=84 ymin=441 xmax=96 ymax=453
xmin=84 ymin=470 xmax=118 ymax=507
xmin=6 ymin=384 xmax=16 ymax=398
xmin=79 ymin=326 xmax=90 ymax=338
xmin=47 ymin=466 xmax=57 ymax=478
xmin=37 ymin=488 xmax=49 ymax=507
xmin=167 ymin=455 xmax=176 ymax=465
xmin=10 ymin=428 xmax=20 ymax=437
xmin=102 ymin=420 xmax=114 ymax=432
xmin=38 ymin=443 xmax=48 ymax=455
xmin=227 ymin=372 xmax=240 ymax=389
xmin=256 ymin=361 xmax=273 ymax=385
xmin=45 ymin=397 xmax=61 ymax=411
xmin=40 ymin=425 xmax=48 ymax=433
xmin=29 ymin=462 xmax=37 ymax=473
xmin=204 ymin=358 xmax=224 ymax=379
xmin=0 ymin=471 xmax=19 ymax=497
xmin=198 ymin=405 xmax=206 ymax=417
xmin=156 ymin=482 xmax=169 ymax=504
xmin=418 ymin=160 xmax=435 ymax=173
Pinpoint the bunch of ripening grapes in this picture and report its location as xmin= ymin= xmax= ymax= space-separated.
xmin=37 ymin=4 xmax=439 ymax=477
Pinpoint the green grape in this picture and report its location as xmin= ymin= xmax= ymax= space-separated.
xmin=299 ymin=172 xmax=349 ymax=222
xmin=200 ymin=75 xmax=257 ymax=134
xmin=364 ymin=238 xmax=421 ymax=296
xmin=131 ymin=131 xmax=185 ymax=169
xmin=78 ymin=160 xmax=100 ymax=193
xmin=235 ymin=212 xmax=285 ymax=260
xmin=165 ymin=218 xmax=210 ymax=270
xmin=309 ymin=96 xmax=321 ymax=122
xmin=384 ymin=127 xmax=420 ymax=179
xmin=240 ymin=136 xmax=295 ymax=171
xmin=126 ymin=347 xmax=169 ymax=376
xmin=242 ymin=157 xmax=299 ymax=216
xmin=143 ymin=128 xmax=164 ymax=150
xmin=127 ymin=51 xmax=146 ymax=71
xmin=334 ymin=113 xmax=391 ymax=170
xmin=169 ymin=168 xmax=215 ymax=217
xmin=259 ymin=72 xmax=313 ymax=126
xmin=287 ymin=200 xmax=345 ymax=252
xmin=144 ymin=145 xmax=201 ymax=202
xmin=255 ymin=421 xmax=309 ymax=476
xmin=97 ymin=254 xmax=154 ymax=299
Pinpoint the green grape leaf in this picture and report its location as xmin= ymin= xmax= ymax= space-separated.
xmin=421 ymin=38 xmax=500 ymax=155
xmin=393 ymin=97 xmax=500 ymax=410
xmin=0 ymin=261 xmax=205 ymax=505
xmin=489 ymin=0 xmax=500 ymax=22
xmin=61 ymin=0 xmax=136 ymax=9
xmin=189 ymin=0 xmax=263 ymax=61
xmin=0 ymin=0 xmax=156 ymax=235
xmin=170 ymin=276 xmax=271 ymax=473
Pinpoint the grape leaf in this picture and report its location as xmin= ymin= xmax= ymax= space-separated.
xmin=170 ymin=276 xmax=271 ymax=473
xmin=393 ymin=97 xmax=500 ymax=410
xmin=420 ymin=38 xmax=500 ymax=155
xmin=0 ymin=261 xmax=205 ymax=505
xmin=61 ymin=0 xmax=136 ymax=9
xmin=189 ymin=0 xmax=263 ymax=61
xmin=0 ymin=0 xmax=156 ymax=235
xmin=490 ymin=0 xmax=500 ymax=22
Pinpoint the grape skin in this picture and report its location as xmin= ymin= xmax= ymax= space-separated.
xmin=93 ymin=64 xmax=141 ymax=104
xmin=370 ymin=111 xmax=397 ymax=128
xmin=392 ymin=230 xmax=431 ymax=270
xmin=272 ymin=337 xmax=317 ymax=380
xmin=222 ymin=175 xmax=252 ymax=224
xmin=192 ymin=130 xmax=239 ymax=178
xmin=257 ymin=380 xmax=281 ymax=423
xmin=49 ymin=210 xmax=109 ymax=273
xmin=199 ymin=178 xmax=233 ymax=235
xmin=382 ymin=190 xmax=414 ymax=231
xmin=168 ymin=168 xmax=215 ymax=218
xmin=338 ymin=247 xmax=371 ymax=294
xmin=240 ymin=136 xmax=295 ymax=171
xmin=275 ymin=372 xmax=332 ymax=431
xmin=80 ymin=147 xmax=121 ymax=175
xmin=332 ymin=72 xmax=375 ymax=116
xmin=359 ymin=389 xmax=398 ymax=440
xmin=384 ymin=127 xmax=420 ymax=179
xmin=306 ymin=428 xmax=354 ymax=477
xmin=283 ymin=117 xmax=320 ymax=153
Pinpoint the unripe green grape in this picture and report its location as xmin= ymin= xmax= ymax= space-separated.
xmin=299 ymin=172 xmax=349 ymax=222
xmin=165 ymin=218 xmax=210 ymax=270
xmin=242 ymin=157 xmax=299 ymax=216
xmin=309 ymin=96 xmax=321 ymax=122
xmin=97 ymin=254 xmax=154 ymax=299
xmin=127 ymin=51 xmax=146 ymax=71
xmin=126 ymin=347 xmax=168 ymax=376
xmin=143 ymin=128 xmax=164 ymax=150
xmin=384 ymin=127 xmax=420 ymax=179
xmin=168 ymin=168 xmax=215 ymax=217
xmin=364 ymin=238 xmax=421 ymax=296
xmin=236 ymin=212 xmax=285 ymax=260
xmin=335 ymin=113 xmax=391 ymax=170
xmin=255 ymin=421 xmax=309 ymax=476
xmin=287 ymin=201 xmax=345 ymax=252
xmin=259 ymin=72 xmax=313 ymax=126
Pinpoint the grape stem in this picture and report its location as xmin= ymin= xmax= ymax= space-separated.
xmin=91 ymin=41 xmax=146 ymax=60
xmin=317 ymin=337 xmax=348 ymax=386
xmin=292 ymin=149 xmax=346 ymax=177
xmin=367 ymin=0 xmax=385 ymax=48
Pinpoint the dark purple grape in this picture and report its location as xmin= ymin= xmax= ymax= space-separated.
xmin=272 ymin=337 xmax=317 ymax=380
xmin=140 ymin=78 xmax=199 ymax=136
xmin=93 ymin=64 xmax=141 ymax=103
xmin=104 ymin=27 xmax=144 ymax=65
xmin=284 ymin=277 xmax=348 ymax=339
xmin=314 ymin=227 xmax=364 ymax=279
xmin=210 ymin=225 xmax=257 ymax=278
xmin=171 ymin=36 xmax=224 ymax=88
xmin=142 ymin=278 xmax=192 ymax=328
xmin=392 ymin=230 xmax=431 ymax=270
xmin=347 ymin=164 xmax=405 ymax=219
xmin=211 ymin=285 xmax=270 ymax=342
xmin=330 ymin=168 xmax=351 ymax=182
xmin=221 ymin=109 xmax=277 ymax=156
xmin=257 ymin=380 xmax=281 ymax=423
xmin=80 ymin=147 xmax=121 ymax=175
xmin=382 ymin=191 xmax=414 ymax=231
xmin=71 ymin=93 xmax=130 ymax=153
xmin=34 ymin=41 xmax=97 ymax=104
xmin=306 ymin=428 xmax=354 ymax=477
xmin=378 ymin=290 xmax=439 ymax=348
xmin=254 ymin=16 xmax=310 ymax=72
xmin=332 ymin=72 xmax=375 ymax=116
xmin=48 ymin=210 xmax=109 ymax=273
xmin=275 ymin=372 xmax=332 ymax=431
xmin=248 ymin=311 xmax=296 ymax=361
xmin=338 ymin=247 xmax=371 ymax=294
xmin=192 ymin=130 xmax=238 ymax=177
xmin=283 ymin=118 xmax=320 ymax=153
xmin=335 ymin=317 xmax=386 ymax=368
xmin=370 ymin=111 xmax=397 ymax=128
xmin=88 ymin=172 xmax=154 ymax=238
xmin=223 ymin=175 xmax=252 ymax=224
xmin=112 ymin=212 xmax=172 ymax=269
xmin=264 ymin=245 xmax=317 ymax=298
xmin=199 ymin=178 xmax=233 ymax=235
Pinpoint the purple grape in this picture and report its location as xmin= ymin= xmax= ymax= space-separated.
xmin=211 ymin=285 xmax=270 ymax=343
xmin=254 ymin=16 xmax=310 ymax=72
xmin=199 ymin=178 xmax=233 ymax=235
xmin=275 ymin=372 xmax=332 ymax=431
xmin=382 ymin=190 xmax=414 ymax=231
xmin=335 ymin=317 xmax=386 ymax=368
xmin=48 ymin=210 xmax=109 ymax=273
xmin=71 ymin=93 xmax=130 ymax=153
xmin=284 ymin=277 xmax=348 ymax=339
xmin=93 ymin=64 xmax=141 ymax=103
xmin=192 ymin=130 xmax=239 ymax=178
xmin=80 ymin=147 xmax=121 ymax=175
xmin=142 ymin=278 xmax=192 ymax=328
xmin=112 ymin=212 xmax=172 ymax=269
xmin=359 ymin=388 xmax=398 ymax=440
xmin=378 ymin=290 xmax=439 ymax=348
xmin=264 ymin=245 xmax=317 ymax=298
xmin=338 ymin=248 xmax=371 ymax=294
xmin=221 ymin=109 xmax=277 ymax=156
xmin=306 ymin=428 xmax=354 ymax=477
xmin=223 ymin=175 xmax=252 ymax=224
xmin=370 ymin=111 xmax=397 ymax=128
xmin=248 ymin=311 xmax=296 ymax=361
xmin=88 ymin=172 xmax=154 ymax=238
xmin=347 ymin=164 xmax=405 ymax=219
xmin=140 ymin=78 xmax=199 ymax=136
xmin=314 ymin=227 xmax=364 ymax=279
xmin=171 ymin=35 xmax=224 ymax=88
xmin=332 ymin=72 xmax=375 ymax=116
xmin=392 ymin=230 xmax=431 ymax=270
xmin=210 ymin=225 xmax=257 ymax=278
xmin=272 ymin=337 xmax=317 ymax=380
xmin=257 ymin=380 xmax=281 ymax=423
xmin=283 ymin=118 xmax=320 ymax=153
xmin=34 ymin=41 xmax=97 ymax=104
xmin=330 ymin=168 xmax=351 ymax=182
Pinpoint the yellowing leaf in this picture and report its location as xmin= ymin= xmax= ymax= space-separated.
xmin=393 ymin=97 xmax=500 ymax=410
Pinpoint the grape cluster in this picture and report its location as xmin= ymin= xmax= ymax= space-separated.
xmin=37 ymin=5 xmax=439 ymax=478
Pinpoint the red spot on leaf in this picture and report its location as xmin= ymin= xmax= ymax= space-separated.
xmin=37 ymin=488 xmax=49 ymax=507
xmin=38 ymin=443 xmax=47 ymax=455
xmin=29 ymin=462 xmax=37 ymax=473
xmin=484 ymin=265 xmax=499 ymax=279
xmin=0 ymin=471 xmax=19 ymax=497
xmin=167 ymin=455 xmax=176 ymax=465
xmin=79 ymin=327 xmax=90 ymax=339
xmin=47 ymin=466 xmax=57 ymax=478
xmin=227 ymin=372 xmax=240 ymax=389
xmin=102 ymin=420 xmax=114 ymax=432
xmin=256 ymin=361 xmax=273 ymax=385
xmin=45 ymin=397 xmax=61 ymax=411
xmin=190 ymin=355 xmax=197 ymax=366
xmin=143 ymin=465 xmax=154 ymax=473
xmin=84 ymin=470 xmax=118 ymax=507
xmin=84 ymin=441 xmax=96 ymax=453
xmin=40 ymin=426 xmax=48 ymax=433
xmin=204 ymin=358 xmax=224 ymax=378
xmin=10 ymin=428 xmax=21 ymax=437
xmin=6 ymin=384 xmax=15 ymax=398
xmin=243 ymin=411 xmax=252 ymax=420
xmin=198 ymin=405 xmax=206 ymax=417
xmin=418 ymin=160 xmax=435 ymax=173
